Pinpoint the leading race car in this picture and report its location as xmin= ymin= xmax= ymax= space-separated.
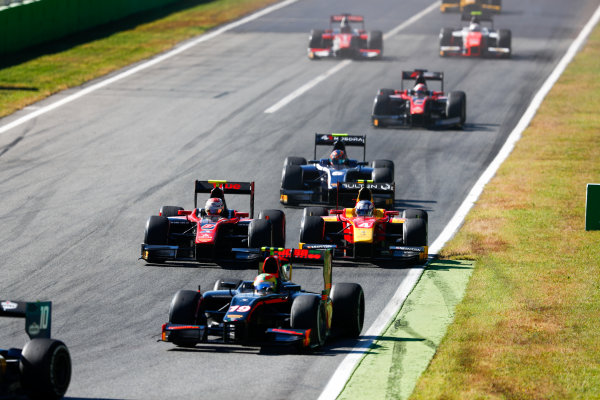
xmin=1 ymin=300 xmax=71 ymax=400
xmin=140 ymin=180 xmax=286 ymax=265
xmin=280 ymin=133 xmax=395 ymax=209
xmin=161 ymin=248 xmax=364 ymax=350
xmin=439 ymin=10 xmax=511 ymax=58
xmin=308 ymin=14 xmax=383 ymax=60
xmin=299 ymin=188 xmax=428 ymax=263
xmin=440 ymin=0 xmax=501 ymax=13
xmin=371 ymin=69 xmax=466 ymax=129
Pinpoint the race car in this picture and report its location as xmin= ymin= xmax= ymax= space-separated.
xmin=439 ymin=10 xmax=511 ymax=58
xmin=308 ymin=14 xmax=383 ymax=59
xmin=161 ymin=247 xmax=364 ymax=350
xmin=440 ymin=0 xmax=501 ymax=13
xmin=371 ymin=69 xmax=466 ymax=129
xmin=299 ymin=188 xmax=428 ymax=263
xmin=280 ymin=133 xmax=395 ymax=209
xmin=140 ymin=180 xmax=286 ymax=264
xmin=1 ymin=300 xmax=71 ymax=400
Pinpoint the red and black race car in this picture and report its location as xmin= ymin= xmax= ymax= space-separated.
xmin=307 ymin=14 xmax=383 ymax=60
xmin=1 ymin=300 xmax=71 ymax=400
xmin=439 ymin=10 xmax=511 ymax=58
xmin=299 ymin=188 xmax=428 ymax=263
xmin=371 ymin=69 xmax=466 ymax=129
xmin=140 ymin=180 xmax=286 ymax=265
xmin=161 ymin=248 xmax=364 ymax=350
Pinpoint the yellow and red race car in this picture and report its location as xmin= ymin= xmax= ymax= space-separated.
xmin=299 ymin=188 xmax=428 ymax=263
xmin=441 ymin=0 xmax=501 ymax=13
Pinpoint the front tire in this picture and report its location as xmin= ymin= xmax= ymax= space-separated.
xmin=159 ymin=205 xmax=183 ymax=217
xmin=300 ymin=216 xmax=324 ymax=244
xmin=291 ymin=295 xmax=326 ymax=349
xmin=403 ymin=217 xmax=428 ymax=247
xmin=446 ymin=91 xmax=466 ymax=128
xmin=144 ymin=215 xmax=169 ymax=263
xmin=20 ymin=338 xmax=71 ymax=400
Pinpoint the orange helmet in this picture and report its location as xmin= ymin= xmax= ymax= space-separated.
xmin=329 ymin=150 xmax=347 ymax=168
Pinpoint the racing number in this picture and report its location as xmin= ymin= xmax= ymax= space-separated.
xmin=228 ymin=305 xmax=251 ymax=313
xmin=40 ymin=305 xmax=49 ymax=329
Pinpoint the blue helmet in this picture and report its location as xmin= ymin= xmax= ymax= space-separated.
xmin=356 ymin=200 xmax=374 ymax=217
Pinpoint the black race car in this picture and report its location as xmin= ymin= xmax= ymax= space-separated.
xmin=280 ymin=134 xmax=395 ymax=209
xmin=161 ymin=248 xmax=364 ymax=350
xmin=1 ymin=300 xmax=71 ymax=400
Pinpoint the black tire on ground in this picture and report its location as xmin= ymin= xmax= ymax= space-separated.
xmin=248 ymin=219 xmax=272 ymax=248
xmin=402 ymin=209 xmax=429 ymax=223
xmin=300 ymin=216 xmax=324 ymax=244
xmin=20 ymin=338 xmax=71 ymax=400
xmin=169 ymin=290 xmax=201 ymax=325
xmin=144 ymin=215 xmax=169 ymax=263
xmin=498 ymin=29 xmax=511 ymax=57
xmin=330 ymin=283 xmax=365 ymax=338
xmin=371 ymin=160 xmax=395 ymax=178
xmin=259 ymin=209 xmax=286 ymax=248
xmin=284 ymin=156 xmax=307 ymax=166
xmin=446 ymin=91 xmax=466 ymax=128
xmin=372 ymin=94 xmax=392 ymax=127
xmin=372 ymin=167 xmax=394 ymax=183
xmin=302 ymin=206 xmax=329 ymax=220
xmin=159 ymin=205 xmax=184 ymax=217
xmin=308 ymin=29 xmax=324 ymax=58
xmin=213 ymin=279 xmax=242 ymax=291
xmin=403 ymin=217 xmax=428 ymax=247
xmin=367 ymin=30 xmax=383 ymax=55
xmin=439 ymin=27 xmax=454 ymax=56
xmin=291 ymin=295 xmax=326 ymax=349
xmin=281 ymin=164 xmax=303 ymax=190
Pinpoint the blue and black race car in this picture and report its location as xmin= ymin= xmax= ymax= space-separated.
xmin=279 ymin=134 xmax=395 ymax=209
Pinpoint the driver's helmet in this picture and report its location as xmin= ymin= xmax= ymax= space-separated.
xmin=355 ymin=200 xmax=374 ymax=217
xmin=253 ymin=273 xmax=277 ymax=295
xmin=340 ymin=16 xmax=351 ymax=33
xmin=329 ymin=150 xmax=347 ymax=168
xmin=205 ymin=197 xmax=224 ymax=216
xmin=469 ymin=18 xmax=481 ymax=31
xmin=413 ymin=83 xmax=428 ymax=97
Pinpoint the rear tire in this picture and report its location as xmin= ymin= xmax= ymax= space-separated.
xmin=160 ymin=205 xmax=183 ymax=217
xmin=291 ymin=295 xmax=326 ymax=349
xmin=372 ymin=167 xmax=393 ymax=183
xmin=259 ymin=209 xmax=286 ymax=248
xmin=330 ymin=283 xmax=364 ymax=338
xmin=20 ymin=338 xmax=71 ymax=400
xmin=371 ymin=160 xmax=394 ymax=178
xmin=300 ymin=216 xmax=324 ymax=244
xmin=446 ymin=91 xmax=466 ymax=128
xmin=248 ymin=219 xmax=272 ymax=248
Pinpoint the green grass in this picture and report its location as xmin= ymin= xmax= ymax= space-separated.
xmin=410 ymin=26 xmax=600 ymax=400
xmin=0 ymin=0 xmax=278 ymax=117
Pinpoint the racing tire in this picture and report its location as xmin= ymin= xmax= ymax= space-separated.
xmin=372 ymin=167 xmax=394 ymax=183
xmin=284 ymin=156 xmax=307 ymax=166
xmin=144 ymin=215 xmax=169 ymax=263
xmin=248 ymin=219 xmax=272 ymax=248
xmin=439 ymin=27 xmax=453 ymax=56
xmin=281 ymin=164 xmax=303 ymax=191
xmin=403 ymin=217 xmax=428 ymax=247
xmin=300 ymin=216 xmax=324 ymax=244
xmin=291 ymin=294 xmax=326 ymax=349
xmin=259 ymin=209 xmax=286 ymax=248
xmin=302 ymin=206 xmax=329 ymax=220
xmin=402 ymin=208 xmax=428 ymax=223
xmin=169 ymin=290 xmax=202 ymax=347
xmin=213 ymin=279 xmax=243 ymax=291
xmin=446 ymin=91 xmax=466 ymax=129
xmin=498 ymin=29 xmax=511 ymax=58
xmin=20 ymin=338 xmax=71 ymax=400
xmin=371 ymin=160 xmax=395 ymax=178
xmin=367 ymin=30 xmax=383 ymax=57
xmin=330 ymin=283 xmax=365 ymax=338
xmin=372 ymin=94 xmax=392 ymax=128
xmin=308 ymin=29 xmax=324 ymax=59
xmin=159 ymin=205 xmax=183 ymax=217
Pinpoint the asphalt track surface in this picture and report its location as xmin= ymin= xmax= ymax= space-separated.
xmin=1 ymin=0 xmax=598 ymax=399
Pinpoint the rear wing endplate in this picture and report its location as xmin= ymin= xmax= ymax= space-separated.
xmin=194 ymin=180 xmax=255 ymax=218
xmin=314 ymin=133 xmax=367 ymax=161
xmin=0 ymin=300 xmax=52 ymax=339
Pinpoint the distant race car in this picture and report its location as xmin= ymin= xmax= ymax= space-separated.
xmin=280 ymin=133 xmax=395 ymax=209
xmin=140 ymin=180 xmax=286 ymax=264
xmin=308 ymin=14 xmax=383 ymax=59
xmin=440 ymin=0 xmax=501 ymax=13
xmin=299 ymin=187 xmax=428 ymax=263
xmin=439 ymin=10 xmax=511 ymax=58
xmin=371 ymin=69 xmax=466 ymax=129
xmin=1 ymin=300 xmax=71 ymax=400
xmin=161 ymin=247 xmax=364 ymax=350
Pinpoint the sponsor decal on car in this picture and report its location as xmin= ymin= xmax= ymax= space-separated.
xmin=28 ymin=322 xmax=41 ymax=336
xmin=1 ymin=300 xmax=17 ymax=311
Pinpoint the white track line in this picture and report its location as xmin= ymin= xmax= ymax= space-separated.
xmin=0 ymin=0 xmax=299 ymax=136
xmin=263 ymin=1 xmax=440 ymax=114
xmin=318 ymin=4 xmax=600 ymax=400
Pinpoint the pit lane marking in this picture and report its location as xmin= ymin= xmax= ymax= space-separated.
xmin=263 ymin=1 xmax=440 ymax=114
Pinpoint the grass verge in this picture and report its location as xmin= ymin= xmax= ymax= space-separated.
xmin=0 ymin=0 xmax=279 ymax=118
xmin=409 ymin=25 xmax=600 ymax=399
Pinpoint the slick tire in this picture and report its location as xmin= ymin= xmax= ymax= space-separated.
xmin=169 ymin=290 xmax=202 ymax=347
xmin=302 ymin=206 xmax=329 ymax=220
xmin=144 ymin=215 xmax=169 ymax=263
xmin=159 ymin=205 xmax=184 ymax=217
xmin=498 ymin=29 xmax=511 ymax=58
xmin=372 ymin=167 xmax=393 ymax=184
xmin=402 ymin=208 xmax=428 ymax=223
xmin=439 ymin=27 xmax=454 ymax=56
xmin=248 ymin=219 xmax=272 ymax=248
xmin=291 ymin=295 xmax=326 ymax=349
xmin=330 ymin=283 xmax=365 ymax=338
xmin=20 ymin=338 xmax=71 ymax=400
xmin=259 ymin=209 xmax=286 ymax=248
xmin=284 ymin=156 xmax=307 ymax=166
xmin=281 ymin=164 xmax=303 ymax=191
xmin=300 ymin=216 xmax=324 ymax=244
xmin=403 ymin=217 xmax=428 ymax=247
xmin=371 ymin=160 xmax=395 ymax=178
xmin=308 ymin=29 xmax=324 ymax=58
xmin=367 ymin=30 xmax=383 ymax=57
xmin=446 ymin=91 xmax=466 ymax=128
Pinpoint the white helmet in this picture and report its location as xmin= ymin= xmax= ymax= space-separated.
xmin=205 ymin=198 xmax=224 ymax=216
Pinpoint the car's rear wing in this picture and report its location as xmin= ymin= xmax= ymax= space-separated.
xmin=194 ymin=180 xmax=255 ymax=218
xmin=330 ymin=14 xmax=364 ymax=23
xmin=461 ymin=9 xmax=494 ymax=23
xmin=314 ymin=133 xmax=366 ymax=161
xmin=0 ymin=300 xmax=52 ymax=339
xmin=338 ymin=181 xmax=395 ymax=194
xmin=401 ymin=69 xmax=444 ymax=92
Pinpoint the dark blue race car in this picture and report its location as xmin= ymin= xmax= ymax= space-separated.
xmin=279 ymin=134 xmax=395 ymax=209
